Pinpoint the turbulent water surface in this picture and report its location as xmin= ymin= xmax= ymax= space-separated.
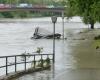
xmin=0 ymin=17 xmax=100 ymax=80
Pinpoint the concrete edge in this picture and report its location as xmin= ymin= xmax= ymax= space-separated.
xmin=0 ymin=66 xmax=51 ymax=80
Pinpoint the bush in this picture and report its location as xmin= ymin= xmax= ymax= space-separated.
xmin=1 ymin=12 xmax=14 ymax=18
xmin=94 ymin=35 xmax=100 ymax=40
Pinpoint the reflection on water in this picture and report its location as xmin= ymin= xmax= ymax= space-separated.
xmin=0 ymin=18 xmax=100 ymax=80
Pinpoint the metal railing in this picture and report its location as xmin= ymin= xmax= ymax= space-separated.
xmin=0 ymin=54 xmax=53 ymax=75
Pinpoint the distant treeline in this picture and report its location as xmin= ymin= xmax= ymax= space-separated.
xmin=0 ymin=11 xmax=61 ymax=18
xmin=0 ymin=0 xmax=65 ymax=18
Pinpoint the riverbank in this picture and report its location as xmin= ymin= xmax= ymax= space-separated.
xmin=66 ymin=29 xmax=100 ymax=68
xmin=0 ymin=66 xmax=50 ymax=80
xmin=11 ymin=28 xmax=100 ymax=80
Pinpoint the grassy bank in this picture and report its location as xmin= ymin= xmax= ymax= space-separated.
xmin=93 ymin=40 xmax=100 ymax=48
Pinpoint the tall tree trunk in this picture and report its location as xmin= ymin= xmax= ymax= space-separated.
xmin=90 ymin=19 xmax=94 ymax=29
xmin=90 ymin=22 xmax=94 ymax=29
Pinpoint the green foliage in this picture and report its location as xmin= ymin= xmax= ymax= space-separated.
xmin=0 ymin=13 xmax=4 ymax=18
xmin=0 ymin=0 xmax=65 ymax=18
xmin=19 ymin=47 xmax=51 ymax=69
xmin=36 ymin=47 xmax=43 ymax=54
xmin=45 ymin=57 xmax=50 ymax=66
xmin=94 ymin=35 xmax=100 ymax=40
xmin=66 ymin=0 xmax=100 ymax=28
xmin=35 ymin=57 xmax=51 ymax=67
xmin=37 ymin=59 xmax=44 ymax=67
xmin=18 ymin=12 xmax=28 ymax=18
xmin=20 ymin=51 xmax=30 ymax=61
xmin=93 ymin=40 xmax=100 ymax=48
xmin=0 ymin=12 xmax=14 ymax=18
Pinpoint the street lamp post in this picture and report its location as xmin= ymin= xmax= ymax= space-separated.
xmin=51 ymin=16 xmax=57 ymax=63
xmin=62 ymin=11 xmax=64 ymax=39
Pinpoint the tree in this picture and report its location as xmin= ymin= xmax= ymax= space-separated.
xmin=66 ymin=0 xmax=100 ymax=29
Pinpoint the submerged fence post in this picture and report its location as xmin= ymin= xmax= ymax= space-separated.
xmin=6 ymin=57 xmax=8 ymax=75
xmin=41 ymin=55 xmax=43 ymax=67
xmin=15 ymin=56 xmax=17 ymax=72
xmin=0 ymin=54 xmax=53 ymax=76
xmin=34 ymin=55 xmax=35 ymax=69
xmin=25 ymin=55 xmax=26 ymax=71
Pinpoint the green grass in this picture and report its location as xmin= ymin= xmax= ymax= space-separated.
xmin=93 ymin=40 xmax=100 ymax=48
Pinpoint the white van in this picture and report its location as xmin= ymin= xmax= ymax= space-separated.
xmin=17 ymin=3 xmax=32 ymax=8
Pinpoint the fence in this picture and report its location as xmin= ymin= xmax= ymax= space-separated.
xmin=0 ymin=54 xmax=53 ymax=76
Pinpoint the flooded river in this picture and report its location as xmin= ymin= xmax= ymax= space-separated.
xmin=0 ymin=17 xmax=100 ymax=80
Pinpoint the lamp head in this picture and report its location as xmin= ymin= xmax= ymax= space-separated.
xmin=51 ymin=16 xmax=57 ymax=23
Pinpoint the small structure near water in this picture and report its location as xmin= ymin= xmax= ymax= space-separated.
xmin=31 ymin=27 xmax=61 ymax=39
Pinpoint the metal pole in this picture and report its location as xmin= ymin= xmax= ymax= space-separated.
xmin=34 ymin=55 xmax=35 ymax=69
xmin=25 ymin=56 xmax=26 ymax=71
xmin=62 ymin=11 xmax=64 ymax=39
xmin=41 ymin=55 xmax=43 ymax=67
xmin=53 ymin=23 xmax=55 ymax=63
xmin=51 ymin=16 xmax=57 ymax=63
xmin=6 ymin=57 xmax=8 ymax=75
xmin=15 ymin=56 xmax=17 ymax=72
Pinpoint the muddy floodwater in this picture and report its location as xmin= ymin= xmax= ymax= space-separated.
xmin=0 ymin=17 xmax=100 ymax=80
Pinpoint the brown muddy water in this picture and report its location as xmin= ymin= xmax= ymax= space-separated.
xmin=12 ymin=29 xmax=100 ymax=80
xmin=0 ymin=18 xmax=100 ymax=80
